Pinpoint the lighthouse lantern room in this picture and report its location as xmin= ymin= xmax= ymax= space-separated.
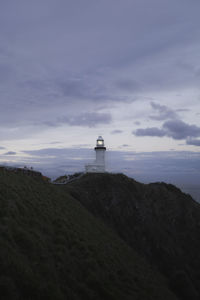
xmin=85 ymin=136 xmax=106 ymax=173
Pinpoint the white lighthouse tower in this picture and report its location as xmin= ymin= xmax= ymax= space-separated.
xmin=85 ymin=136 xmax=106 ymax=173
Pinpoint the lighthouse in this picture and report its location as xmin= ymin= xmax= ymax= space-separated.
xmin=85 ymin=136 xmax=106 ymax=173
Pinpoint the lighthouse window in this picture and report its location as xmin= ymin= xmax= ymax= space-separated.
xmin=97 ymin=140 xmax=103 ymax=145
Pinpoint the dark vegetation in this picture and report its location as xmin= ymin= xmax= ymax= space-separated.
xmin=0 ymin=168 xmax=177 ymax=300
xmin=66 ymin=173 xmax=200 ymax=300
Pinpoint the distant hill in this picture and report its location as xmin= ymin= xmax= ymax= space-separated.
xmin=65 ymin=173 xmax=200 ymax=300
xmin=0 ymin=168 xmax=176 ymax=300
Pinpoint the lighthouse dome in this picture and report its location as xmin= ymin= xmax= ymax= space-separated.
xmin=96 ymin=136 xmax=104 ymax=147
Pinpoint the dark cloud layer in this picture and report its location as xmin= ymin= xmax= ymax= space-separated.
xmin=134 ymin=120 xmax=200 ymax=143
xmin=150 ymin=102 xmax=178 ymax=121
xmin=4 ymin=151 xmax=17 ymax=155
xmin=135 ymin=127 xmax=166 ymax=137
xmin=163 ymin=120 xmax=200 ymax=140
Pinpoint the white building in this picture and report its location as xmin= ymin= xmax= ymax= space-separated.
xmin=85 ymin=136 xmax=106 ymax=173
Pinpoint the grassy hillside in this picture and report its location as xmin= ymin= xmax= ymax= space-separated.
xmin=0 ymin=168 xmax=177 ymax=300
xmin=66 ymin=173 xmax=200 ymax=300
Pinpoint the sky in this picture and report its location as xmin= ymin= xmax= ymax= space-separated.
xmin=0 ymin=0 xmax=200 ymax=198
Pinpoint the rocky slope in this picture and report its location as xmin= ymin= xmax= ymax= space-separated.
xmin=66 ymin=173 xmax=200 ymax=300
xmin=0 ymin=168 xmax=176 ymax=300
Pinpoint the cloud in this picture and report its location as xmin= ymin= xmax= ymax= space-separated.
xmin=110 ymin=130 xmax=123 ymax=134
xmin=0 ymin=63 xmax=14 ymax=82
xmin=0 ymin=147 xmax=5 ymax=150
xmin=44 ymin=112 xmax=112 ymax=128
xmin=186 ymin=139 xmax=200 ymax=146
xmin=134 ymin=120 xmax=200 ymax=140
xmin=48 ymin=141 xmax=62 ymax=145
xmin=64 ymin=112 xmax=112 ymax=127
xmin=163 ymin=120 xmax=200 ymax=140
xmin=176 ymin=108 xmax=190 ymax=113
xmin=4 ymin=151 xmax=17 ymax=155
xmin=134 ymin=121 xmax=141 ymax=125
xmin=134 ymin=127 xmax=166 ymax=137
xmin=58 ymin=78 xmax=97 ymax=100
xmin=149 ymin=102 xmax=178 ymax=121
xmin=115 ymin=78 xmax=140 ymax=92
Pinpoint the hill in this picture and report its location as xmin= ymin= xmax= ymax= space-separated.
xmin=65 ymin=173 xmax=200 ymax=300
xmin=0 ymin=168 xmax=176 ymax=300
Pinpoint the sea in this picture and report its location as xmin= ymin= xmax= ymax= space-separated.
xmin=179 ymin=184 xmax=200 ymax=203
